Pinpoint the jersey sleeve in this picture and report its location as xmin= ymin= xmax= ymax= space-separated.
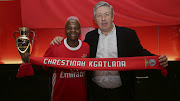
xmin=43 ymin=45 xmax=55 ymax=57
xmin=43 ymin=45 xmax=55 ymax=71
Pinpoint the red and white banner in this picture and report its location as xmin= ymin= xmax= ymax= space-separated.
xmin=30 ymin=56 xmax=167 ymax=76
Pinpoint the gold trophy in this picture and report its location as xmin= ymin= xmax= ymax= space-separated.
xmin=13 ymin=27 xmax=35 ymax=56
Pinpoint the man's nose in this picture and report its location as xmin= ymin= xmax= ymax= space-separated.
xmin=102 ymin=15 xmax=105 ymax=21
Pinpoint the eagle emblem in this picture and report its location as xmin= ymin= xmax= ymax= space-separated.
xmin=82 ymin=54 xmax=87 ymax=58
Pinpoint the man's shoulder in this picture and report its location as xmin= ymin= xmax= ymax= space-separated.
xmin=86 ymin=29 xmax=98 ymax=35
xmin=115 ymin=26 xmax=135 ymax=32
xmin=86 ymin=26 xmax=135 ymax=33
xmin=115 ymin=26 xmax=137 ymax=37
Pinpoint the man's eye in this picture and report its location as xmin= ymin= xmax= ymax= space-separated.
xmin=105 ymin=13 xmax=109 ymax=16
xmin=97 ymin=14 xmax=101 ymax=17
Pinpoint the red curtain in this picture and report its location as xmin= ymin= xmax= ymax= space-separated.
xmin=21 ymin=0 xmax=180 ymax=28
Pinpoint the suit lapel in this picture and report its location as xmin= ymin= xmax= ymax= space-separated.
xmin=91 ymin=30 xmax=99 ymax=58
xmin=116 ymin=26 xmax=129 ymax=86
xmin=116 ymin=26 xmax=125 ymax=57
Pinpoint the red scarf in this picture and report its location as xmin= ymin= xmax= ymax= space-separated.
xmin=29 ymin=56 xmax=167 ymax=76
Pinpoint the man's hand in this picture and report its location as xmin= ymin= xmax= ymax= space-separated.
xmin=158 ymin=55 xmax=168 ymax=68
xmin=50 ymin=36 xmax=64 ymax=45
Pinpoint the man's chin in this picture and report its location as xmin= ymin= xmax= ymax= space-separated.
xmin=100 ymin=28 xmax=109 ymax=32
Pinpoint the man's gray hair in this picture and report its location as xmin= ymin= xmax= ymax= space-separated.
xmin=93 ymin=1 xmax=114 ymax=19
xmin=65 ymin=16 xmax=80 ymax=26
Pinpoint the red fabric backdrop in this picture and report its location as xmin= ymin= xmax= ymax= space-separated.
xmin=21 ymin=0 xmax=180 ymax=28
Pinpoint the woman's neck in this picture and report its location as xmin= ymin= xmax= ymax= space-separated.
xmin=67 ymin=39 xmax=79 ymax=47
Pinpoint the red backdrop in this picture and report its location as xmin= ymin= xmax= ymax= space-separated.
xmin=0 ymin=0 xmax=180 ymax=64
xmin=21 ymin=0 xmax=180 ymax=28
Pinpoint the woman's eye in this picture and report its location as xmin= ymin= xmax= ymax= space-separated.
xmin=67 ymin=27 xmax=71 ymax=30
xmin=75 ymin=27 xmax=80 ymax=30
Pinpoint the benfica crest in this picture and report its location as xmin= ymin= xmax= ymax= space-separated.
xmin=81 ymin=54 xmax=87 ymax=58
xmin=145 ymin=58 xmax=156 ymax=68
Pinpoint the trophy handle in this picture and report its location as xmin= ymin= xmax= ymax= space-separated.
xmin=29 ymin=31 xmax=35 ymax=43
xmin=28 ymin=31 xmax=35 ymax=54
xmin=13 ymin=31 xmax=20 ymax=39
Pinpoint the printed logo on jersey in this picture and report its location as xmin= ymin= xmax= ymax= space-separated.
xmin=60 ymin=69 xmax=85 ymax=78
xmin=81 ymin=54 xmax=87 ymax=58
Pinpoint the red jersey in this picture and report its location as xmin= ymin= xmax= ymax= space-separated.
xmin=44 ymin=38 xmax=90 ymax=101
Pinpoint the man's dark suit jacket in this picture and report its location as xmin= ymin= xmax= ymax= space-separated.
xmin=84 ymin=26 xmax=154 ymax=101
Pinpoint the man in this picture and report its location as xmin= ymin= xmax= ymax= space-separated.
xmin=18 ymin=16 xmax=90 ymax=101
xmin=50 ymin=1 xmax=168 ymax=101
